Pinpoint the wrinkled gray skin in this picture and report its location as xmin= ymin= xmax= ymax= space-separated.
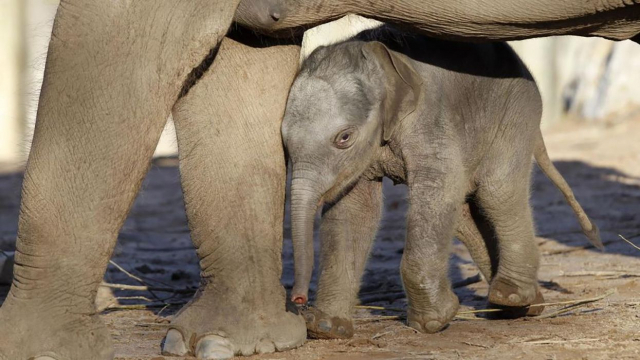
xmin=283 ymin=29 xmax=601 ymax=338
xmin=0 ymin=0 xmax=635 ymax=359
xmin=236 ymin=0 xmax=640 ymax=41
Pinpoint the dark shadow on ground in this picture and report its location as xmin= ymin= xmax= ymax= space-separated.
xmin=531 ymin=161 xmax=640 ymax=256
xmin=0 ymin=160 xmax=639 ymax=310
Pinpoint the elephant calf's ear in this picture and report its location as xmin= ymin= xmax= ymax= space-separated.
xmin=362 ymin=42 xmax=423 ymax=143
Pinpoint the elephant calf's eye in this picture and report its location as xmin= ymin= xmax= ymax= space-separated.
xmin=334 ymin=128 xmax=356 ymax=149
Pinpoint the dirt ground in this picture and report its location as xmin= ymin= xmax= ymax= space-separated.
xmin=1 ymin=118 xmax=640 ymax=359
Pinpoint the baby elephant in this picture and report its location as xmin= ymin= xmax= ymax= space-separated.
xmin=283 ymin=30 xmax=601 ymax=338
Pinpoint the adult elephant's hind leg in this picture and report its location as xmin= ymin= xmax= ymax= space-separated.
xmin=0 ymin=1 xmax=240 ymax=359
xmin=165 ymin=35 xmax=305 ymax=359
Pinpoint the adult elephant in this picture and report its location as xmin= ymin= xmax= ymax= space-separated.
xmin=0 ymin=1 xmax=637 ymax=359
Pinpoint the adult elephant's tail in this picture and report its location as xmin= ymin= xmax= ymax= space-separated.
xmin=533 ymin=130 xmax=603 ymax=250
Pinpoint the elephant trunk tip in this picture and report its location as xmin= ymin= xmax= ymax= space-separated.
xmin=291 ymin=294 xmax=308 ymax=305
xmin=291 ymin=282 xmax=309 ymax=305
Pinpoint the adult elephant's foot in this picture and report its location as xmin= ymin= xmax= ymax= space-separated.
xmin=301 ymin=307 xmax=354 ymax=339
xmin=161 ymin=286 xmax=306 ymax=359
xmin=407 ymin=289 xmax=460 ymax=334
xmin=0 ymin=298 xmax=113 ymax=360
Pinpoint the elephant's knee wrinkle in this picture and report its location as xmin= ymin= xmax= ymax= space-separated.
xmin=178 ymin=47 xmax=220 ymax=99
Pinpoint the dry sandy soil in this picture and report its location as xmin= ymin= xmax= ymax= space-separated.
xmin=1 ymin=118 xmax=640 ymax=359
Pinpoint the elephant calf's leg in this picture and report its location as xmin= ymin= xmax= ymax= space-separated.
xmin=305 ymin=179 xmax=383 ymax=339
xmin=477 ymin=178 xmax=543 ymax=311
xmin=402 ymin=178 xmax=464 ymax=334
xmin=455 ymin=202 xmax=497 ymax=282
xmin=165 ymin=35 xmax=305 ymax=359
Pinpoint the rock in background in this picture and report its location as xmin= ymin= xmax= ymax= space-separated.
xmin=299 ymin=14 xmax=383 ymax=63
xmin=0 ymin=0 xmax=25 ymax=165
xmin=511 ymin=36 xmax=640 ymax=128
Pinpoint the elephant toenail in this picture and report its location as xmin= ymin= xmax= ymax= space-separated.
xmin=256 ymin=339 xmax=276 ymax=354
xmin=162 ymin=329 xmax=188 ymax=356
xmin=34 ymin=357 xmax=58 ymax=360
xmin=196 ymin=335 xmax=234 ymax=360
xmin=508 ymin=294 xmax=522 ymax=303
xmin=304 ymin=312 xmax=315 ymax=323
xmin=408 ymin=320 xmax=423 ymax=332
xmin=336 ymin=325 xmax=346 ymax=335
xmin=318 ymin=319 xmax=332 ymax=332
xmin=494 ymin=291 xmax=504 ymax=299
xmin=425 ymin=321 xmax=442 ymax=333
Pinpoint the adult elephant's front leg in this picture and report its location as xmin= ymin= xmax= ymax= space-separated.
xmin=166 ymin=34 xmax=305 ymax=359
xmin=0 ymin=1 xmax=240 ymax=359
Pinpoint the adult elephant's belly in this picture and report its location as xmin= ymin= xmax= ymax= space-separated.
xmin=236 ymin=0 xmax=640 ymax=42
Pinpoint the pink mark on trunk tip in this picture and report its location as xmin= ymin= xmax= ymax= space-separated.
xmin=292 ymin=294 xmax=307 ymax=305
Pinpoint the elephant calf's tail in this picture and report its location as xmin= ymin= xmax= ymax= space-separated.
xmin=533 ymin=130 xmax=604 ymax=250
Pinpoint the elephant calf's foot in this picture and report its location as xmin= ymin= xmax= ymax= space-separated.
xmin=488 ymin=275 xmax=539 ymax=307
xmin=488 ymin=283 xmax=545 ymax=318
xmin=162 ymin=288 xmax=306 ymax=359
xmin=488 ymin=276 xmax=545 ymax=317
xmin=301 ymin=307 xmax=354 ymax=339
xmin=407 ymin=289 xmax=459 ymax=334
xmin=0 ymin=299 xmax=113 ymax=360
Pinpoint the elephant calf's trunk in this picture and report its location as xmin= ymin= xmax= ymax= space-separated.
xmin=290 ymin=183 xmax=322 ymax=305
